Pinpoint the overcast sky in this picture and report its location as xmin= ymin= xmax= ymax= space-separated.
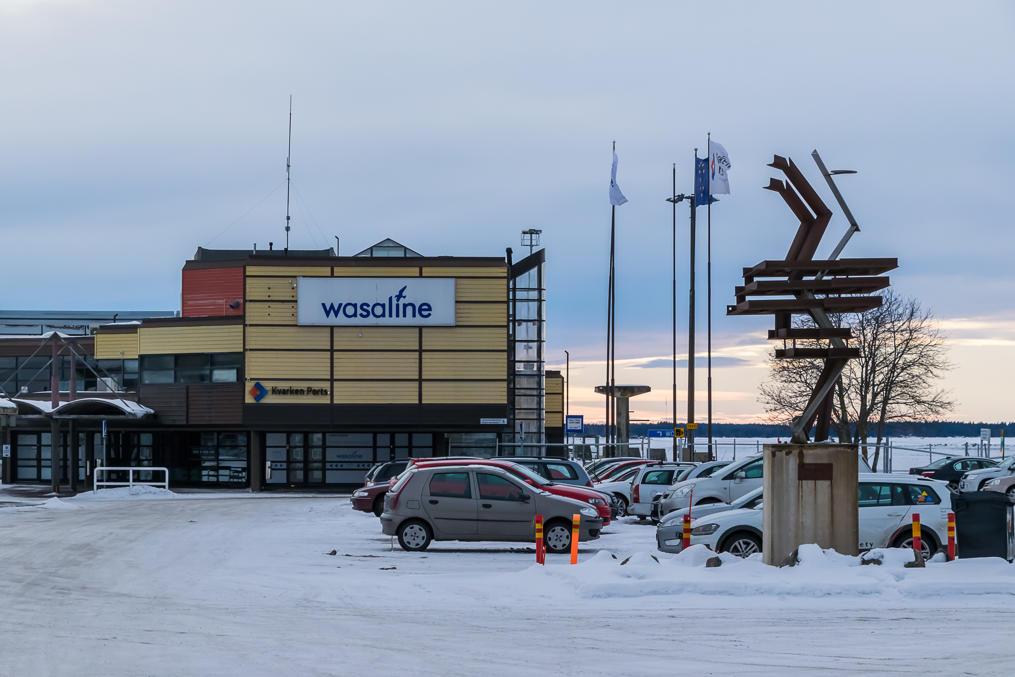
xmin=3 ymin=1 xmax=1013 ymax=423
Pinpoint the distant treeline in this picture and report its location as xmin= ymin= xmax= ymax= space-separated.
xmin=579 ymin=421 xmax=1013 ymax=438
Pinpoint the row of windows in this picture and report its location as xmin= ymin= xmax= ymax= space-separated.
xmin=140 ymin=353 xmax=242 ymax=385
xmin=0 ymin=356 xmax=138 ymax=393
xmin=429 ymin=471 xmax=528 ymax=502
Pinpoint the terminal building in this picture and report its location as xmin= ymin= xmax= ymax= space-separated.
xmin=0 ymin=239 xmax=555 ymax=491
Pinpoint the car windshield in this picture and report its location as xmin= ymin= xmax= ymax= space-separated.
xmin=503 ymin=463 xmax=549 ymax=486
xmin=925 ymin=457 xmax=953 ymax=469
xmin=1000 ymin=457 xmax=1015 ymax=470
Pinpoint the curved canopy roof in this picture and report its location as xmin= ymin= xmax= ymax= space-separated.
xmin=12 ymin=398 xmax=153 ymax=419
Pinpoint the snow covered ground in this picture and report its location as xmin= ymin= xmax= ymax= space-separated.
xmin=2 ymin=489 xmax=1014 ymax=676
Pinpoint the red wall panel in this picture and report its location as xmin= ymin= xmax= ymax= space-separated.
xmin=182 ymin=267 xmax=244 ymax=317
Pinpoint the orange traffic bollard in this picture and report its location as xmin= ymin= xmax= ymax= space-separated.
xmin=947 ymin=511 xmax=956 ymax=561
xmin=911 ymin=513 xmax=922 ymax=557
xmin=535 ymin=514 xmax=544 ymax=565
xmin=682 ymin=514 xmax=691 ymax=550
xmin=570 ymin=513 xmax=580 ymax=565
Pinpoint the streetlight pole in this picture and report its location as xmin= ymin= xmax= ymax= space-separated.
xmin=564 ymin=349 xmax=570 ymax=441
xmin=665 ymin=188 xmax=696 ymax=462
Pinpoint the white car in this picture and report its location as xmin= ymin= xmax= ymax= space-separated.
xmin=958 ymin=456 xmax=1015 ymax=492
xmin=665 ymin=455 xmax=765 ymax=509
xmin=682 ymin=474 xmax=951 ymax=559
xmin=593 ymin=465 xmax=642 ymax=514
xmin=651 ymin=461 xmax=732 ymax=519
xmin=627 ymin=462 xmax=697 ymax=518
xmin=656 ymin=487 xmax=763 ymax=552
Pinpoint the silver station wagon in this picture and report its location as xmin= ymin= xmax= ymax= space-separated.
xmin=381 ymin=465 xmax=603 ymax=552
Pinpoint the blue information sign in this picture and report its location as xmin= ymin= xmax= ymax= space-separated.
xmin=647 ymin=429 xmax=672 ymax=438
xmin=565 ymin=415 xmax=584 ymax=434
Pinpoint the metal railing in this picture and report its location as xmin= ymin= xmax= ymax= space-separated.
xmin=93 ymin=466 xmax=169 ymax=492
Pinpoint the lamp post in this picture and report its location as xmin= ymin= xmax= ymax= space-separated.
xmin=665 ymin=190 xmax=696 ymax=461
xmin=563 ymin=350 xmax=570 ymax=437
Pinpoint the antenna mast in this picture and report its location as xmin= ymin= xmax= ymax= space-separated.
xmin=285 ymin=95 xmax=293 ymax=252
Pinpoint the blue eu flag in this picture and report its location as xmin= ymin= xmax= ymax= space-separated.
xmin=694 ymin=157 xmax=717 ymax=207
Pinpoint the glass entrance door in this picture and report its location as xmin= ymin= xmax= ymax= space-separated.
xmin=266 ymin=433 xmax=325 ymax=487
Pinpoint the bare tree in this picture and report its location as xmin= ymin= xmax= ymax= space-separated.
xmin=759 ymin=290 xmax=953 ymax=467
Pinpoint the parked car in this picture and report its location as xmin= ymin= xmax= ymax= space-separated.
xmin=627 ymin=463 xmax=698 ymax=518
xmin=411 ymin=458 xmax=612 ymax=525
xmin=593 ymin=465 xmax=643 ymax=515
xmin=586 ymin=457 xmax=642 ymax=478
xmin=909 ymin=457 xmax=998 ymax=489
xmin=663 ymin=455 xmax=765 ymax=508
xmin=593 ymin=459 xmax=653 ymax=483
xmin=656 ymin=487 xmax=763 ymax=553
xmin=680 ymin=474 xmax=950 ymax=559
xmin=958 ymin=456 xmax=1015 ymax=492
xmin=650 ymin=461 xmax=732 ymax=520
xmin=981 ymin=474 xmax=1015 ymax=501
xmin=506 ymin=457 xmax=594 ymax=487
xmin=381 ymin=465 xmax=602 ymax=552
xmin=351 ymin=461 xmax=411 ymax=516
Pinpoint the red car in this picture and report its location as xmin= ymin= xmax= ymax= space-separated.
xmin=351 ymin=461 xmax=410 ymax=516
xmin=592 ymin=459 xmax=653 ymax=482
xmin=412 ymin=458 xmax=612 ymax=525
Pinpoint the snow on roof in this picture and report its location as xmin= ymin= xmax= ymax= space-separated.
xmin=0 ymin=397 xmax=16 ymax=413
xmin=11 ymin=397 xmax=153 ymax=418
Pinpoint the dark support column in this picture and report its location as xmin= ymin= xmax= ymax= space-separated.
xmin=69 ymin=420 xmax=78 ymax=493
xmin=249 ymin=431 xmax=263 ymax=492
xmin=50 ymin=418 xmax=62 ymax=493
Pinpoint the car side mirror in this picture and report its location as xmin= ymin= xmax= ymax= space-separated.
xmin=520 ymin=493 xmax=531 ymax=503
xmin=734 ymin=471 xmax=746 ymax=482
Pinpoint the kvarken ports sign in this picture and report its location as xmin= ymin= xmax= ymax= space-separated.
xmin=297 ymin=277 xmax=455 ymax=326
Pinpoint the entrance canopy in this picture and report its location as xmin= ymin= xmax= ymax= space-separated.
xmin=12 ymin=397 xmax=153 ymax=419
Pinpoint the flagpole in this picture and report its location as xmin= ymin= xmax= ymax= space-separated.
xmin=672 ymin=163 xmax=678 ymax=462
xmin=606 ymin=208 xmax=613 ymax=454
xmin=687 ymin=148 xmax=697 ymax=461
xmin=707 ymin=133 xmax=713 ymax=459
xmin=610 ymin=201 xmax=617 ymax=452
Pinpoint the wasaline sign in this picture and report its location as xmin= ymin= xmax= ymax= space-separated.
xmin=297 ymin=277 xmax=456 ymax=326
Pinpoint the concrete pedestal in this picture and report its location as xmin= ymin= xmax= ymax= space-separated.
xmin=762 ymin=443 xmax=859 ymax=565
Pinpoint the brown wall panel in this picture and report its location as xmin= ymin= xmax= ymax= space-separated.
xmin=139 ymin=384 xmax=188 ymax=424
xmin=188 ymin=383 xmax=243 ymax=424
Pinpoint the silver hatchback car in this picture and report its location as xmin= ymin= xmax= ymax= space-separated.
xmin=381 ymin=465 xmax=603 ymax=552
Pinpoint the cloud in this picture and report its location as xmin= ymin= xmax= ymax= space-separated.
xmin=635 ymin=357 xmax=753 ymax=368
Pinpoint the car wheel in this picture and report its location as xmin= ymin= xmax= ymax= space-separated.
xmin=613 ymin=495 xmax=629 ymax=515
xmin=544 ymin=520 xmax=573 ymax=554
xmin=396 ymin=519 xmax=432 ymax=552
xmin=720 ymin=532 xmax=762 ymax=558
xmin=372 ymin=495 xmax=385 ymax=517
xmin=979 ymin=480 xmax=990 ymax=491
xmin=894 ymin=534 xmax=935 ymax=559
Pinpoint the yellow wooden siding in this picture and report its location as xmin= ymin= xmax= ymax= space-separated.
xmin=545 ymin=393 xmax=563 ymax=411
xmin=333 ymin=327 xmax=418 ymax=350
xmin=245 ymin=266 xmax=330 ymax=277
xmin=94 ymin=332 xmax=139 ymax=360
xmin=244 ymin=380 xmax=331 ymax=404
xmin=138 ymin=325 xmax=242 ymax=355
xmin=455 ymin=303 xmax=505 ymax=326
xmin=245 ymin=277 xmax=298 ymax=301
xmin=332 ymin=267 xmax=420 ymax=277
xmin=546 ymin=378 xmax=563 ymax=395
xmin=422 ymin=266 xmax=506 ymax=278
xmin=422 ymin=327 xmax=505 ymax=350
xmin=422 ymin=352 xmax=506 ymax=380
xmin=334 ymin=352 xmax=419 ymax=379
xmin=422 ymin=381 xmax=506 ymax=404
xmin=245 ymin=302 xmax=297 ymax=325
xmin=546 ymin=412 xmax=564 ymax=428
xmin=455 ymin=278 xmax=506 ymax=301
xmin=245 ymin=351 xmax=330 ymax=379
xmin=245 ymin=326 xmax=330 ymax=350
xmin=332 ymin=381 xmax=418 ymax=404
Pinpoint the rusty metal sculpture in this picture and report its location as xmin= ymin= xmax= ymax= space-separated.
xmin=727 ymin=154 xmax=897 ymax=444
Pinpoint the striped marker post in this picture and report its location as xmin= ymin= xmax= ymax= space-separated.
xmin=682 ymin=514 xmax=691 ymax=550
xmin=947 ymin=512 xmax=956 ymax=561
xmin=570 ymin=513 xmax=580 ymax=565
xmin=535 ymin=514 xmax=544 ymax=565
xmin=911 ymin=513 xmax=922 ymax=558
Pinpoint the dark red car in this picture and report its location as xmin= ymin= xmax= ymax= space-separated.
xmin=351 ymin=461 xmax=409 ymax=516
xmin=412 ymin=458 xmax=612 ymax=525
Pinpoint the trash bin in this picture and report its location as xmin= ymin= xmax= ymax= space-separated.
xmin=953 ymin=491 xmax=1015 ymax=561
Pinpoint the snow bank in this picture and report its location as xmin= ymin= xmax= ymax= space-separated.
xmin=74 ymin=485 xmax=178 ymax=500
xmin=511 ymin=544 xmax=1015 ymax=601
xmin=40 ymin=497 xmax=79 ymax=510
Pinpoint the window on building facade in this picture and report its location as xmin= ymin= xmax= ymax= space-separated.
xmin=140 ymin=353 xmax=242 ymax=385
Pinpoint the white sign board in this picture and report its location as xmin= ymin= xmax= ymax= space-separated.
xmin=981 ymin=428 xmax=991 ymax=442
xmin=297 ymin=277 xmax=455 ymax=326
xmin=480 ymin=418 xmax=508 ymax=425
xmin=2 ymin=444 xmax=9 ymax=458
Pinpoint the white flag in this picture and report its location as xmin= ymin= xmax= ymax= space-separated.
xmin=609 ymin=151 xmax=628 ymax=206
xmin=708 ymin=140 xmax=731 ymax=195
